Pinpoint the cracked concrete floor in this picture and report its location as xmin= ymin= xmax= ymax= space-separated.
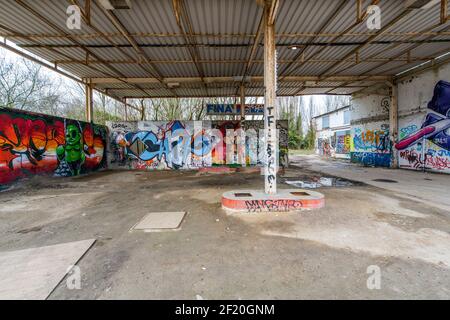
xmin=0 ymin=160 xmax=449 ymax=299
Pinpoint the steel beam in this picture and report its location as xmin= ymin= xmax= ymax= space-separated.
xmin=88 ymin=75 xmax=391 ymax=84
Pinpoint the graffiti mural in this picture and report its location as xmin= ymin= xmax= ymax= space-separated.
xmin=335 ymin=130 xmax=351 ymax=155
xmin=242 ymin=120 xmax=289 ymax=167
xmin=107 ymin=120 xmax=289 ymax=170
xmin=351 ymin=123 xmax=391 ymax=167
xmin=0 ymin=108 xmax=107 ymax=185
xmin=211 ymin=120 xmax=241 ymax=165
xmin=396 ymin=80 xmax=450 ymax=173
xmin=317 ymin=137 xmax=334 ymax=157
xmin=108 ymin=120 xmax=212 ymax=170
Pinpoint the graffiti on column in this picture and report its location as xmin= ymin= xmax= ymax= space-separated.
xmin=0 ymin=108 xmax=107 ymax=185
xmin=396 ymin=80 xmax=450 ymax=173
xmin=265 ymin=104 xmax=277 ymax=194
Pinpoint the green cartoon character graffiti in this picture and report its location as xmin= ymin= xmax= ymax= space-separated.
xmin=55 ymin=122 xmax=86 ymax=176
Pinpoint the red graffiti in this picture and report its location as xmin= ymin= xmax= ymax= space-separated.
xmin=426 ymin=155 xmax=450 ymax=170
xmin=0 ymin=113 xmax=65 ymax=184
xmin=0 ymin=109 xmax=106 ymax=185
xmin=245 ymin=199 xmax=303 ymax=212
xmin=400 ymin=150 xmax=450 ymax=170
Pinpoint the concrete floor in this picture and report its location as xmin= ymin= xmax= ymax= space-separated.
xmin=0 ymin=156 xmax=449 ymax=299
xmin=294 ymin=155 xmax=450 ymax=212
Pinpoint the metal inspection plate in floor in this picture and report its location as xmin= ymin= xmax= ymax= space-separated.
xmin=131 ymin=212 xmax=186 ymax=232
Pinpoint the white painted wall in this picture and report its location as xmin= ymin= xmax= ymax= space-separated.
xmin=346 ymin=61 xmax=450 ymax=173
xmin=398 ymin=62 xmax=450 ymax=116
xmin=315 ymin=108 xmax=349 ymax=131
xmin=351 ymin=94 xmax=390 ymax=120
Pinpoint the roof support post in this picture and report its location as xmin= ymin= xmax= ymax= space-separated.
xmin=264 ymin=0 xmax=277 ymax=195
xmin=441 ymin=0 xmax=448 ymax=24
xmin=85 ymin=79 xmax=94 ymax=123
xmin=356 ymin=0 xmax=362 ymax=22
xmin=240 ymin=85 xmax=246 ymax=121
xmin=388 ymin=81 xmax=399 ymax=169
xmin=124 ymin=98 xmax=128 ymax=121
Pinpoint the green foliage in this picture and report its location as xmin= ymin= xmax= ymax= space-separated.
xmin=304 ymin=120 xmax=316 ymax=150
xmin=284 ymin=108 xmax=315 ymax=150
xmin=288 ymin=129 xmax=302 ymax=149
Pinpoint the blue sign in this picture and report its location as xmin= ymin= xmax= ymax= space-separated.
xmin=206 ymin=104 xmax=264 ymax=115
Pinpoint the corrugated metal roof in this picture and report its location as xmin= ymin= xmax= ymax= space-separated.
xmin=0 ymin=0 xmax=449 ymax=98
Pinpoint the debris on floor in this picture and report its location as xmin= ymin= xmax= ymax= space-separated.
xmin=284 ymin=176 xmax=354 ymax=188
xmin=285 ymin=180 xmax=321 ymax=188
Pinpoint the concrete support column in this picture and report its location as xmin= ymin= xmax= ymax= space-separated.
xmin=264 ymin=1 xmax=277 ymax=194
xmin=123 ymin=98 xmax=128 ymax=121
xmin=240 ymin=84 xmax=245 ymax=121
xmin=85 ymin=80 xmax=94 ymax=123
xmin=389 ymin=82 xmax=399 ymax=168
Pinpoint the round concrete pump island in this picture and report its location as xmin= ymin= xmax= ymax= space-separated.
xmin=222 ymin=189 xmax=325 ymax=213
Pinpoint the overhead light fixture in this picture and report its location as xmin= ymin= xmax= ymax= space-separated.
xmin=167 ymin=82 xmax=180 ymax=88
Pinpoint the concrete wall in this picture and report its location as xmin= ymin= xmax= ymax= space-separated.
xmin=396 ymin=63 xmax=450 ymax=174
xmin=347 ymin=60 xmax=450 ymax=174
xmin=350 ymin=94 xmax=392 ymax=167
xmin=106 ymin=120 xmax=289 ymax=170
xmin=0 ymin=107 xmax=107 ymax=187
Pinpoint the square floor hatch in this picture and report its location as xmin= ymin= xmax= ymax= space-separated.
xmin=131 ymin=212 xmax=186 ymax=232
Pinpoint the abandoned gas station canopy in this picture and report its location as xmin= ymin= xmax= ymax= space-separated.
xmin=1 ymin=0 xmax=449 ymax=100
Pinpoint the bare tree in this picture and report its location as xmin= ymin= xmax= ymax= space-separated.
xmin=0 ymin=52 xmax=60 ymax=112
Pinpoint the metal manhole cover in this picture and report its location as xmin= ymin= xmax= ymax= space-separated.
xmin=372 ymin=179 xmax=398 ymax=183
xmin=131 ymin=212 xmax=186 ymax=232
